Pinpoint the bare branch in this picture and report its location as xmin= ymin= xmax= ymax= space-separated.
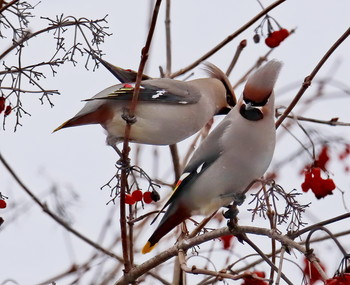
xmin=275 ymin=27 xmax=350 ymax=129
xmin=169 ymin=0 xmax=286 ymax=78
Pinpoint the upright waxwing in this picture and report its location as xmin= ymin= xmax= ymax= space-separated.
xmin=53 ymin=63 xmax=235 ymax=148
xmin=142 ymin=59 xmax=282 ymax=254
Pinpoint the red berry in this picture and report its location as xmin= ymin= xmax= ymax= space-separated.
xmin=254 ymin=272 xmax=266 ymax=279
xmin=221 ymin=234 xmax=234 ymax=249
xmin=125 ymin=194 xmax=135 ymax=205
xmin=242 ymin=271 xmax=268 ymax=285
xmin=131 ymin=190 xmax=143 ymax=202
xmin=265 ymin=36 xmax=280 ymax=48
xmin=0 ymin=97 xmax=5 ymax=113
xmin=4 ymin=105 xmax=12 ymax=116
xmin=143 ymin=192 xmax=153 ymax=204
xmin=279 ymin=28 xmax=290 ymax=40
xmin=270 ymin=31 xmax=281 ymax=40
xmin=0 ymin=199 xmax=7 ymax=209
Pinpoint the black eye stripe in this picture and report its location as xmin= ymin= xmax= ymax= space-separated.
xmin=240 ymin=104 xmax=264 ymax=121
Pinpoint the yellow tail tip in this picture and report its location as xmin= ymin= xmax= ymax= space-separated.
xmin=52 ymin=122 xmax=67 ymax=133
xmin=142 ymin=241 xmax=157 ymax=254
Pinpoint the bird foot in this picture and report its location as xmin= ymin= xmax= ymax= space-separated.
xmin=116 ymin=157 xmax=131 ymax=169
xmin=232 ymin=192 xmax=246 ymax=206
xmin=223 ymin=204 xmax=239 ymax=220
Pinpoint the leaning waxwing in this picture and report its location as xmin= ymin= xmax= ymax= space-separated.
xmin=142 ymin=59 xmax=282 ymax=254
xmin=53 ymin=63 xmax=235 ymax=149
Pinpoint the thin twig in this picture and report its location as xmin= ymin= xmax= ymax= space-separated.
xmin=289 ymin=212 xmax=350 ymax=239
xmin=226 ymin=39 xmax=247 ymax=77
xmin=169 ymin=0 xmax=285 ymax=78
xmin=0 ymin=0 xmax=20 ymax=14
xmin=240 ymin=234 xmax=293 ymax=285
xmin=0 ymin=152 xmax=121 ymax=261
xmin=276 ymin=110 xmax=350 ymax=127
xmin=262 ymin=185 xmax=277 ymax=285
xmin=188 ymin=211 xmax=218 ymax=239
xmin=178 ymin=249 xmax=247 ymax=281
xmin=275 ymin=246 xmax=286 ymax=285
xmin=275 ymin=27 xmax=350 ymax=129
xmin=119 ymin=0 xmax=163 ymax=274
xmin=165 ymin=0 xmax=172 ymax=76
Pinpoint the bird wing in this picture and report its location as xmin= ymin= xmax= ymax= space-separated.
xmin=151 ymin=119 xmax=231 ymax=224
xmin=85 ymin=79 xmax=201 ymax=105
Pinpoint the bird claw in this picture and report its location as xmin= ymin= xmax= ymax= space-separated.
xmin=223 ymin=205 xmax=239 ymax=220
xmin=116 ymin=157 xmax=131 ymax=169
xmin=233 ymin=193 xmax=246 ymax=206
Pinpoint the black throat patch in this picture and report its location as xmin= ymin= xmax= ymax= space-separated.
xmin=240 ymin=104 xmax=264 ymax=121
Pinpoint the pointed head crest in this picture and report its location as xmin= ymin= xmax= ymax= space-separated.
xmin=243 ymin=59 xmax=282 ymax=105
xmin=203 ymin=62 xmax=237 ymax=107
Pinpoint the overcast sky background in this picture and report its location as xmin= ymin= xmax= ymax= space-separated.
xmin=1 ymin=0 xmax=350 ymax=284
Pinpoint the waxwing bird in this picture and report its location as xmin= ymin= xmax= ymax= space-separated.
xmin=53 ymin=63 xmax=235 ymax=148
xmin=142 ymin=59 xmax=282 ymax=254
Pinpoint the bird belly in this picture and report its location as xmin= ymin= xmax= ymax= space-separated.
xmin=105 ymin=102 xmax=214 ymax=145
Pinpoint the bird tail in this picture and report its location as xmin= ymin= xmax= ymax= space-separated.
xmin=142 ymin=203 xmax=191 ymax=254
xmin=53 ymin=105 xmax=112 ymax=133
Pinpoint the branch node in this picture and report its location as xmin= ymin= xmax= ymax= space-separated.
xmin=121 ymin=107 xmax=137 ymax=125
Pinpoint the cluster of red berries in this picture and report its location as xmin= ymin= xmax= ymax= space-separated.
xmin=0 ymin=97 xmax=12 ymax=116
xmin=301 ymin=167 xmax=336 ymax=199
xmin=264 ymin=28 xmax=290 ymax=48
xmin=241 ymin=271 xmax=268 ymax=285
xmin=326 ymin=274 xmax=350 ymax=285
xmin=301 ymin=145 xmax=336 ymax=199
xmin=125 ymin=189 xmax=160 ymax=205
xmin=253 ymin=14 xmax=290 ymax=48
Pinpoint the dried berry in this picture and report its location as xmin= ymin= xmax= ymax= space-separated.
xmin=150 ymin=190 xmax=160 ymax=202
xmin=253 ymin=33 xmax=260 ymax=43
